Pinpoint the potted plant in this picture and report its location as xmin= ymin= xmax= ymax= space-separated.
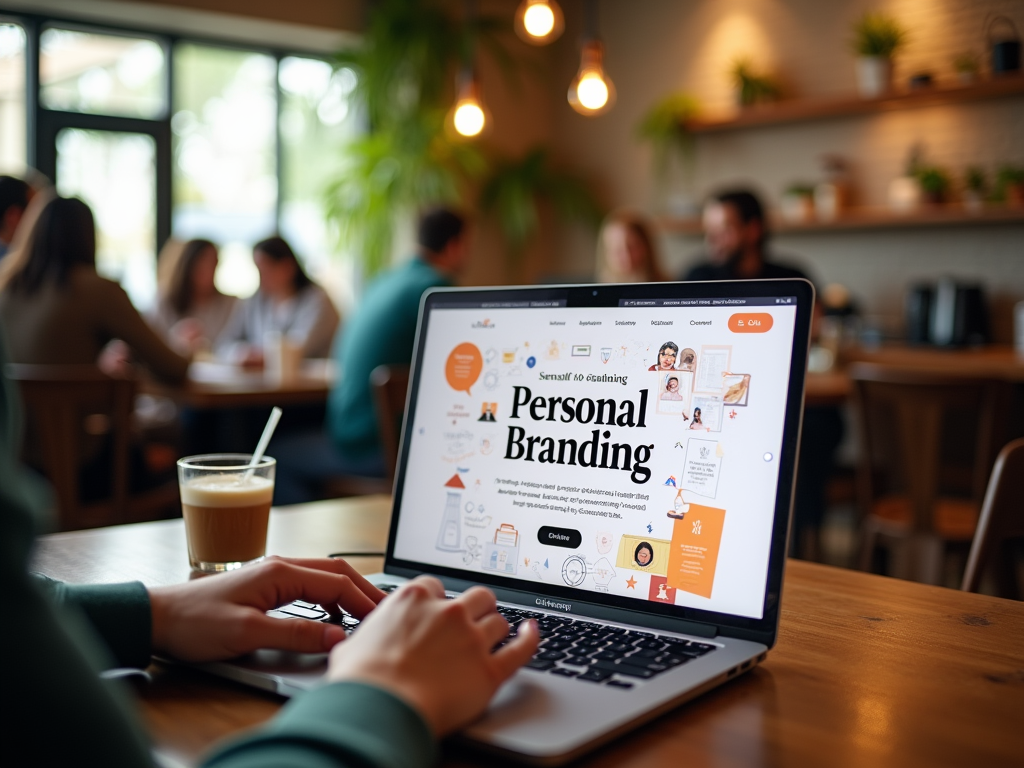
xmin=780 ymin=183 xmax=815 ymax=222
xmin=996 ymin=165 xmax=1024 ymax=207
xmin=963 ymin=166 xmax=986 ymax=212
xmin=729 ymin=58 xmax=781 ymax=107
xmin=916 ymin=166 xmax=950 ymax=205
xmin=952 ymin=52 xmax=980 ymax=85
xmin=636 ymin=92 xmax=700 ymax=215
xmin=850 ymin=11 xmax=907 ymax=98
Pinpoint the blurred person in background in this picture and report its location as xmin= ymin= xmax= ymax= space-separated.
xmin=0 ymin=195 xmax=190 ymax=500
xmin=596 ymin=211 xmax=666 ymax=283
xmin=0 ymin=195 xmax=189 ymax=382
xmin=216 ymin=236 xmax=339 ymax=367
xmin=682 ymin=188 xmax=841 ymax=561
xmin=683 ymin=190 xmax=808 ymax=281
xmin=151 ymin=238 xmax=237 ymax=356
xmin=271 ymin=208 xmax=467 ymax=505
xmin=0 ymin=175 xmax=30 ymax=261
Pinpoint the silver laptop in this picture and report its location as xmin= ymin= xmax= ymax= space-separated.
xmin=201 ymin=279 xmax=814 ymax=764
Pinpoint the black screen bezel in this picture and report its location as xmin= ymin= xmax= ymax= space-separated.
xmin=383 ymin=279 xmax=813 ymax=647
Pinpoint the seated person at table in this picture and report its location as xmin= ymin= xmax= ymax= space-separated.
xmin=0 ymin=195 xmax=191 ymax=498
xmin=216 ymin=236 xmax=339 ymax=366
xmin=595 ymin=210 xmax=666 ymax=283
xmin=0 ymin=194 xmax=189 ymax=382
xmin=271 ymin=209 xmax=467 ymax=504
xmin=682 ymin=188 xmax=842 ymax=560
xmin=0 ymin=175 xmax=30 ymax=261
xmin=0 ymin=330 xmax=539 ymax=767
xmin=150 ymin=238 xmax=237 ymax=355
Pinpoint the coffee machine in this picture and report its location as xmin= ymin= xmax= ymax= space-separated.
xmin=905 ymin=279 xmax=990 ymax=347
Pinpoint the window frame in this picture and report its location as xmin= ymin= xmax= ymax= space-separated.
xmin=3 ymin=7 xmax=341 ymax=255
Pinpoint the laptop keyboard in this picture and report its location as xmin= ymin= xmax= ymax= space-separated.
xmin=270 ymin=586 xmax=717 ymax=690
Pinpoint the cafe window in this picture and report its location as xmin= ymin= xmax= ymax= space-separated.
xmin=40 ymin=27 xmax=166 ymax=119
xmin=8 ymin=12 xmax=358 ymax=309
xmin=0 ymin=22 xmax=26 ymax=172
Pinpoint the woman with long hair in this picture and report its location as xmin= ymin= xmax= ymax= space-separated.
xmin=0 ymin=195 xmax=188 ymax=382
xmin=151 ymin=238 xmax=236 ymax=355
xmin=595 ymin=210 xmax=666 ymax=284
xmin=216 ymin=236 xmax=339 ymax=366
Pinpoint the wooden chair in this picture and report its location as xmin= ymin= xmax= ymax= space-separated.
xmin=370 ymin=364 xmax=409 ymax=486
xmin=7 ymin=364 xmax=179 ymax=531
xmin=851 ymin=362 xmax=1003 ymax=584
xmin=962 ymin=438 xmax=1024 ymax=599
xmin=320 ymin=365 xmax=409 ymax=499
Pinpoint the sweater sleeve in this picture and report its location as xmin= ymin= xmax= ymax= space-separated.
xmin=100 ymin=280 xmax=191 ymax=383
xmin=33 ymin=575 xmax=153 ymax=669
xmin=201 ymin=682 xmax=437 ymax=768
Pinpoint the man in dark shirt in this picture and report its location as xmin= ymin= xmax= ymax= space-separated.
xmin=682 ymin=190 xmax=809 ymax=282
xmin=683 ymin=189 xmax=841 ymax=560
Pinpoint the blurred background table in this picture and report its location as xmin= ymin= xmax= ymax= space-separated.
xmin=143 ymin=359 xmax=334 ymax=410
xmin=32 ymin=496 xmax=1024 ymax=768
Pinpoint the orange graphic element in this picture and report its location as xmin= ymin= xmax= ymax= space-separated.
xmin=444 ymin=473 xmax=465 ymax=489
xmin=666 ymin=504 xmax=726 ymax=598
xmin=625 ymin=575 xmax=637 ymax=589
xmin=445 ymin=342 xmax=483 ymax=394
xmin=728 ymin=313 xmax=774 ymax=333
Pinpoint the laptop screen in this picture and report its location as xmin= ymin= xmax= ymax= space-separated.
xmin=390 ymin=283 xmax=806 ymax=623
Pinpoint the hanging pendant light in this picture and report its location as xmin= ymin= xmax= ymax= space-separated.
xmin=448 ymin=67 xmax=489 ymax=138
xmin=447 ymin=0 xmax=489 ymax=139
xmin=567 ymin=0 xmax=614 ymax=116
xmin=514 ymin=0 xmax=564 ymax=45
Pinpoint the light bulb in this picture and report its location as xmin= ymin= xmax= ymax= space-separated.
xmin=524 ymin=4 xmax=554 ymax=37
xmin=576 ymin=73 xmax=609 ymax=110
xmin=453 ymin=100 xmax=485 ymax=137
xmin=567 ymin=40 xmax=615 ymax=116
xmin=515 ymin=0 xmax=564 ymax=45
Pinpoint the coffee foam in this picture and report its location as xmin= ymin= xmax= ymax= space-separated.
xmin=180 ymin=475 xmax=274 ymax=507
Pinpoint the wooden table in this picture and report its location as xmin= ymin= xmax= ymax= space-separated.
xmin=144 ymin=359 xmax=333 ymax=410
xmin=34 ymin=496 xmax=1024 ymax=768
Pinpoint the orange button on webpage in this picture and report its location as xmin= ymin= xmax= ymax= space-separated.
xmin=728 ymin=313 xmax=773 ymax=333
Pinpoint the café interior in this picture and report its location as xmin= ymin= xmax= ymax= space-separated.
xmin=0 ymin=1 xmax=1022 ymax=766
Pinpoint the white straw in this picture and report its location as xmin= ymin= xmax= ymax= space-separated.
xmin=243 ymin=407 xmax=282 ymax=482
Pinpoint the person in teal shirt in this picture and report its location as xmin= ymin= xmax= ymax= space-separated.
xmin=273 ymin=209 xmax=467 ymax=504
xmin=0 ymin=320 xmax=537 ymax=766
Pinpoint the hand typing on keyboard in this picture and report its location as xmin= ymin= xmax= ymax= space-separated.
xmin=148 ymin=556 xmax=387 ymax=662
xmin=327 ymin=577 xmax=539 ymax=736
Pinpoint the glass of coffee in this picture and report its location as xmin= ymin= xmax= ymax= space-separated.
xmin=178 ymin=454 xmax=275 ymax=573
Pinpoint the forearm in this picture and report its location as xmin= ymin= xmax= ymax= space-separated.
xmin=202 ymin=682 xmax=436 ymax=768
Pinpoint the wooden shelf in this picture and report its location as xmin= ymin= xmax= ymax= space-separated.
xmin=683 ymin=75 xmax=1024 ymax=134
xmin=659 ymin=204 xmax=1024 ymax=236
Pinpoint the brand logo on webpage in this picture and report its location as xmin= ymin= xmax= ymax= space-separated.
xmin=535 ymin=598 xmax=572 ymax=612
xmin=472 ymin=318 xmax=495 ymax=329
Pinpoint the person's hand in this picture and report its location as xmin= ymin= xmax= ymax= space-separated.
xmin=148 ymin=556 xmax=386 ymax=662
xmin=97 ymin=340 xmax=132 ymax=378
xmin=326 ymin=576 xmax=539 ymax=737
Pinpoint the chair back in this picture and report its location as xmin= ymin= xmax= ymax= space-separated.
xmin=850 ymin=362 xmax=1001 ymax=536
xmin=370 ymin=364 xmax=410 ymax=485
xmin=962 ymin=438 xmax=1024 ymax=598
xmin=5 ymin=364 xmax=134 ymax=530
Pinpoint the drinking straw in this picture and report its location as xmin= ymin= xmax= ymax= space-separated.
xmin=243 ymin=406 xmax=282 ymax=482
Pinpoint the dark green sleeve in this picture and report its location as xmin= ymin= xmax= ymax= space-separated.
xmin=33 ymin=574 xmax=153 ymax=669
xmin=202 ymin=682 xmax=437 ymax=768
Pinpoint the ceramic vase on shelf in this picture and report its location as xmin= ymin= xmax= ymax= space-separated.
xmin=856 ymin=56 xmax=892 ymax=98
xmin=888 ymin=176 xmax=921 ymax=212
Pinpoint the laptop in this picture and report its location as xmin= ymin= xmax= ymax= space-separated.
xmin=200 ymin=278 xmax=814 ymax=764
